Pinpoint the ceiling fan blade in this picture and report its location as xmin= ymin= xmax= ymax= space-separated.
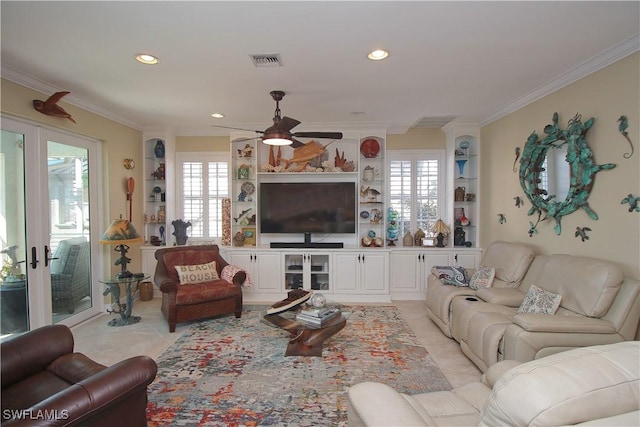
xmin=231 ymin=136 xmax=260 ymax=143
xmin=293 ymin=131 xmax=343 ymax=140
xmin=290 ymin=138 xmax=306 ymax=148
xmin=275 ymin=116 xmax=301 ymax=132
xmin=211 ymin=124 xmax=264 ymax=134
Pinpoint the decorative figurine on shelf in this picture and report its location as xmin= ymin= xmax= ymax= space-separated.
xmin=361 ymin=186 xmax=381 ymax=202
xmin=151 ymin=163 xmax=165 ymax=180
xmin=403 ymin=231 xmax=414 ymax=247
xmin=386 ymin=207 xmax=399 ymax=246
xmin=334 ymin=149 xmax=347 ymax=169
xmin=172 ymin=219 xmax=192 ymax=245
xmin=237 ymin=144 xmax=253 ymax=158
xmin=154 ymin=139 xmax=165 ymax=158
xmin=233 ymin=231 xmax=245 ymax=247
xmin=237 ymin=164 xmax=251 ymax=179
xmin=414 ymin=228 xmax=426 ymax=247
xmin=454 ymin=227 xmax=466 ymax=247
xmin=159 ymin=226 xmax=165 ymax=243
xmin=455 ymin=186 xmax=466 ymax=201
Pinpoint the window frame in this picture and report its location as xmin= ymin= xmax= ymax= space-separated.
xmin=386 ymin=149 xmax=446 ymax=238
xmin=175 ymin=151 xmax=229 ymax=244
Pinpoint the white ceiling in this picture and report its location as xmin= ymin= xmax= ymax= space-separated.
xmin=1 ymin=1 xmax=638 ymax=136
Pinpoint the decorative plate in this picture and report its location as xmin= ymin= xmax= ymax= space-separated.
xmin=360 ymin=138 xmax=380 ymax=158
xmin=153 ymin=186 xmax=162 ymax=193
xmin=360 ymin=210 xmax=370 ymax=219
xmin=241 ymin=181 xmax=255 ymax=195
xmin=459 ymin=140 xmax=470 ymax=150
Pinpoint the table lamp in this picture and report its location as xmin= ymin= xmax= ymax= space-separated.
xmin=430 ymin=219 xmax=450 ymax=248
xmin=100 ymin=218 xmax=142 ymax=279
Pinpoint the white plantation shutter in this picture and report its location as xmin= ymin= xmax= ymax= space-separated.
xmin=178 ymin=153 xmax=229 ymax=239
xmin=388 ymin=150 xmax=444 ymax=236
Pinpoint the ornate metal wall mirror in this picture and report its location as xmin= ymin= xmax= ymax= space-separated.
xmin=519 ymin=112 xmax=616 ymax=235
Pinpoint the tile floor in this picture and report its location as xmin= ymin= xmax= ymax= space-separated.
xmin=72 ymin=297 xmax=481 ymax=388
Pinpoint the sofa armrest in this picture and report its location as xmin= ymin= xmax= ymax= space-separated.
xmin=3 ymin=356 xmax=157 ymax=427
xmin=512 ymin=314 xmax=617 ymax=334
xmin=482 ymin=360 xmax=522 ymax=388
xmin=1 ymin=325 xmax=74 ymax=389
xmin=348 ymin=382 xmax=432 ymax=426
xmin=158 ymin=277 xmax=179 ymax=294
xmin=476 ymin=288 xmax=525 ymax=307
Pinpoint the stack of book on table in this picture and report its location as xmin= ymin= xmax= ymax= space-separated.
xmin=296 ymin=306 xmax=341 ymax=325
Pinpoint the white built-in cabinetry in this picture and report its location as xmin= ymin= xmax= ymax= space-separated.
xmin=333 ymin=251 xmax=389 ymax=300
xmin=225 ymin=250 xmax=282 ymax=297
xmin=390 ymin=249 xmax=480 ymax=299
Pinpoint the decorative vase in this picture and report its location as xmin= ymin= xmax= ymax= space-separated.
xmin=154 ymin=139 xmax=165 ymax=159
xmin=454 ymin=227 xmax=466 ymax=247
xmin=172 ymin=219 xmax=191 ymax=245
xmin=403 ymin=231 xmax=413 ymax=246
xmin=455 ymin=159 xmax=468 ymax=178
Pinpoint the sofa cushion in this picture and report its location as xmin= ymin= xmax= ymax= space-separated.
xmin=433 ymin=266 xmax=469 ymax=287
xmin=478 ymin=341 xmax=640 ymax=426
xmin=521 ymin=255 xmax=623 ymax=317
xmin=175 ymin=280 xmax=239 ymax=305
xmin=470 ymin=266 xmax=495 ymax=290
xmin=479 ymin=241 xmax=535 ymax=288
xmin=517 ymin=284 xmax=562 ymax=314
xmin=175 ymin=261 xmax=220 ymax=284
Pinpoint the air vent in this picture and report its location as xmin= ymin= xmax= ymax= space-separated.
xmin=413 ymin=116 xmax=456 ymax=128
xmin=250 ymin=53 xmax=283 ymax=68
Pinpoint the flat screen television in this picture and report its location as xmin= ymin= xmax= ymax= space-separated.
xmin=260 ymin=182 xmax=356 ymax=234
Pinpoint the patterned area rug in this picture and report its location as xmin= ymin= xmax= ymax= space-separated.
xmin=147 ymin=305 xmax=451 ymax=426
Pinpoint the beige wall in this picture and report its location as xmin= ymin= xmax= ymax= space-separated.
xmin=1 ymin=78 xmax=143 ymax=275
xmin=480 ymin=53 xmax=639 ymax=278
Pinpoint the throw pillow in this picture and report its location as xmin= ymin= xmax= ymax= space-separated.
xmin=175 ymin=261 xmax=219 ymax=285
xmin=469 ymin=265 xmax=496 ymax=290
xmin=221 ymin=264 xmax=253 ymax=287
xmin=517 ymin=284 xmax=562 ymax=314
xmin=433 ymin=266 xmax=469 ymax=287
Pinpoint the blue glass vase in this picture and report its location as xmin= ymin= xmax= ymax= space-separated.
xmin=154 ymin=139 xmax=165 ymax=159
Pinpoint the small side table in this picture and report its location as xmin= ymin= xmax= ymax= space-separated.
xmin=100 ymin=274 xmax=149 ymax=326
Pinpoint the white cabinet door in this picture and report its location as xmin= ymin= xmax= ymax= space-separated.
xmin=361 ymin=252 xmax=388 ymax=294
xmin=451 ymin=250 xmax=481 ymax=269
xmin=390 ymin=251 xmax=421 ymax=293
xmin=333 ymin=252 xmax=359 ymax=293
xmin=140 ymin=247 xmax=159 ymax=278
xmin=227 ymin=251 xmax=281 ymax=293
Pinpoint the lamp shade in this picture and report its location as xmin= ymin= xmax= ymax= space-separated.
xmin=430 ymin=219 xmax=451 ymax=235
xmin=100 ymin=219 xmax=142 ymax=244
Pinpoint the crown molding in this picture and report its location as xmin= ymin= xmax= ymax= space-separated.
xmin=480 ymin=34 xmax=640 ymax=127
xmin=1 ymin=65 xmax=143 ymax=131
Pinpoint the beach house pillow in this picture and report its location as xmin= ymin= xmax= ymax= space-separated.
xmin=469 ymin=265 xmax=496 ymax=290
xmin=433 ymin=266 xmax=469 ymax=287
xmin=175 ymin=261 xmax=219 ymax=285
xmin=517 ymin=284 xmax=562 ymax=314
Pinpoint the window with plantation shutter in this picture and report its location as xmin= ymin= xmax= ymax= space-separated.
xmin=177 ymin=153 xmax=229 ymax=240
xmin=388 ymin=150 xmax=444 ymax=237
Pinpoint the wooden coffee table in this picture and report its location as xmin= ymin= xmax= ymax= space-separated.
xmin=263 ymin=307 xmax=350 ymax=357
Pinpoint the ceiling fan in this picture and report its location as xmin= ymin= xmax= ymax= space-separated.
xmin=212 ymin=90 xmax=343 ymax=147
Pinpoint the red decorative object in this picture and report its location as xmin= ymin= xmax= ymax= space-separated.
xmin=360 ymin=138 xmax=380 ymax=158
xmin=32 ymin=91 xmax=76 ymax=123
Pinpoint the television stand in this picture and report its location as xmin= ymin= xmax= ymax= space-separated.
xmin=270 ymin=242 xmax=344 ymax=249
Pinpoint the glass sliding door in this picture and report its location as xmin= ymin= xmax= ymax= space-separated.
xmin=1 ymin=116 xmax=102 ymax=335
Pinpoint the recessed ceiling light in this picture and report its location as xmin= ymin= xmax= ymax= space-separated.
xmin=135 ymin=53 xmax=159 ymax=65
xmin=367 ymin=49 xmax=389 ymax=61
xmin=211 ymin=113 xmax=225 ymax=119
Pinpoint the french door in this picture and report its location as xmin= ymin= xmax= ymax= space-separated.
xmin=1 ymin=116 xmax=103 ymax=335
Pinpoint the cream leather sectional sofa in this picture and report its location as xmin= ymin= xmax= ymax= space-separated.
xmin=426 ymin=241 xmax=640 ymax=372
xmin=348 ymin=341 xmax=640 ymax=426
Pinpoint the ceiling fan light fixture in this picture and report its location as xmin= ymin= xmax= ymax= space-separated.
xmin=263 ymin=137 xmax=293 ymax=146
xmin=367 ymin=49 xmax=389 ymax=61
xmin=135 ymin=53 xmax=159 ymax=65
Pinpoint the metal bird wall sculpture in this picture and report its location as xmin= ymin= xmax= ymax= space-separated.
xmin=33 ymin=91 xmax=76 ymax=123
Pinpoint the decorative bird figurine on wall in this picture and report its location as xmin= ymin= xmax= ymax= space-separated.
xmin=575 ymin=226 xmax=592 ymax=242
xmin=33 ymin=91 xmax=76 ymax=123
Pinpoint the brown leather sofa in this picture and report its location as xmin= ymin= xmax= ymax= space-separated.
xmin=1 ymin=324 xmax=157 ymax=426
xmin=154 ymin=245 xmax=246 ymax=332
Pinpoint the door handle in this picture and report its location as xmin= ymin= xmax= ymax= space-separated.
xmin=30 ymin=246 xmax=39 ymax=269
xmin=44 ymin=245 xmax=58 ymax=267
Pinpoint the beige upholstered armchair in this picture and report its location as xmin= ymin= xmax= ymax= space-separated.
xmin=154 ymin=245 xmax=246 ymax=332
